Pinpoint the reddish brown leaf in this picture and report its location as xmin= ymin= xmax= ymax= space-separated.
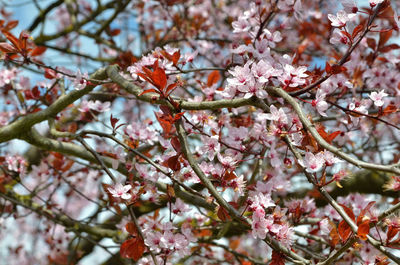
xmin=207 ymin=70 xmax=221 ymax=87
xmin=352 ymin=24 xmax=364 ymax=39
xmin=166 ymin=83 xmax=178 ymax=95
xmin=379 ymin=43 xmax=400 ymax=53
xmin=217 ymin=205 xmax=231 ymax=222
xmin=172 ymin=50 xmax=180 ymax=65
xmin=339 ymin=204 xmax=356 ymax=221
xmin=378 ymin=30 xmax=392 ymax=48
xmin=170 ymin=136 xmax=181 ymax=153
xmin=269 ymin=251 xmax=286 ymax=265
xmin=165 ymin=154 xmax=181 ymax=171
xmin=357 ymin=201 xmax=376 ymax=225
xmin=329 ymin=222 xmax=340 ymax=247
xmin=2 ymin=31 xmax=19 ymax=50
xmin=125 ymin=222 xmax=137 ymax=235
xmin=367 ymin=38 xmax=377 ymax=50
xmin=152 ymin=67 xmax=167 ymax=90
xmin=109 ymin=28 xmax=121 ymax=36
xmin=44 ymin=68 xmax=57 ymax=79
xmin=30 ymin=46 xmax=47 ymax=56
xmin=120 ymin=237 xmax=145 ymax=261
xmin=172 ymin=111 xmax=185 ymax=122
xmin=357 ymin=220 xmax=370 ymax=240
xmin=338 ymin=220 xmax=352 ymax=242
xmin=0 ymin=42 xmax=17 ymax=53
xmin=223 ymin=171 xmax=237 ymax=181
xmin=139 ymin=88 xmax=159 ymax=96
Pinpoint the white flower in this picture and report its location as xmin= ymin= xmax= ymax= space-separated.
xmin=328 ymin=10 xmax=355 ymax=27
xmin=369 ymin=90 xmax=388 ymax=107
xmin=298 ymin=152 xmax=325 ymax=173
xmin=73 ymin=69 xmax=89 ymax=90
xmin=108 ymin=183 xmax=132 ymax=200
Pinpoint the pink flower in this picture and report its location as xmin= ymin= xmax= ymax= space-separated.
xmin=328 ymin=10 xmax=355 ymax=27
xmin=312 ymin=89 xmax=328 ymax=116
xmin=330 ymin=28 xmax=350 ymax=45
xmin=369 ymin=89 xmax=388 ymax=107
xmin=79 ymin=100 xmax=111 ymax=113
xmin=108 ymin=183 xmax=132 ymax=200
xmin=261 ymin=29 xmax=282 ymax=48
xmin=340 ymin=0 xmax=358 ymax=13
xmin=73 ymin=69 xmax=89 ymax=90
xmin=227 ymin=61 xmax=253 ymax=87
xmin=322 ymin=150 xmax=342 ymax=166
xmin=171 ymin=198 xmax=190 ymax=216
xmin=249 ymin=192 xmax=275 ymax=211
xmin=298 ymin=152 xmax=325 ymax=173
xmin=279 ymin=64 xmax=308 ymax=88
xmin=232 ymin=17 xmax=251 ymax=33
xmin=200 ymin=135 xmax=220 ymax=161
xmin=251 ymin=208 xmax=272 ymax=239
xmin=259 ymin=105 xmax=289 ymax=125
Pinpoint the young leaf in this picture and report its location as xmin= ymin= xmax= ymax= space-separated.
xmin=120 ymin=237 xmax=145 ymax=261
xmin=207 ymin=70 xmax=221 ymax=87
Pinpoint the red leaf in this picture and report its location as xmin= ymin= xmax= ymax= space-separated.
xmin=172 ymin=111 xmax=185 ymax=122
xmin=357 ymin=201 xmax=376 ymax=225
xmin=338 ymin=220 xmax=352 ymax=242
xmin=207 ymin=70 xmax=221 ymax=87
xmin=223 ymin=171 xmax=237 ymax=181
xmin=269 ymin=251 xmax=286 ymax=265
xmin=30 ymin=46 xmax=47 ymax=56
xmin=164 ymin=154 xmax=181 ymax=171
xmin=2 ymin=31 xmax=19 ymax=50
xmin=387 ymin=226 xmax=400 ymax=243
xmin=170 ymin=136 xmax=181 ymax=153
xmin=110 ymin=114 xmax=119 ymax=129
xmin=329 ymin=222 xmax=340 ymax=247
xmin=326 ymin=130 xmax=341 ymax=143
xmin=378 ymin=30 xmax=392 ymax=48
xmin=325 ymin=62 xmax=331 ymax=74
xmin=352 ymin=24 xmax=364 ymax=39
xmin=367 ymin=38 xmax=377 ymax=50
xmin=339 ymin=204 xmax=356 ymax=221
xmin=166 ymin=83 xmax=178 ymax=95
xmin=172 ymin=50 xmax=180 ymax=65
xmin=120 ymin=237 xmax=145 ymax=261
xmin=31 ymin=86 xmax=41 ymax=99
xmin=44 ymin=68 xmax=57 ymax=79
xmin=379 ymin=43 xmax=400 ymax=53
xmin=4 ymin=20 xmax=18 ymax=30
xmin=217 ymin=205 xmax=231 ymax=222
xmin=139 ymin=88 xmax=159 ymax=96
xmin=0 ymin=42 xmax=17 ymax=53
xmin=125 ymin=222 xmax=137 ymax=235
xmin=316 ymin=124 xmax=340 ymax=144
xmin=109 ymin=28 xmax=121 ymax=36
xmin=152 ymin=67 xmax=167 ymax=90
xmin=357 ymin=220 xmax=370 ymax=240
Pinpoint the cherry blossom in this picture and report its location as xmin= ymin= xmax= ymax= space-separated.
xmin=298 ymin=152 xmax=325 ymax=173
xmin=278 ymin=64 xmax=308 ymax=88
xmin=328 ymin=10 xmax=355 ymax=27
xmin=72 ymin=69 xmax=89 ymax=90
xmin=340 ymin=0 xmax=358 ymax=14
xmin=369 ymin=89 xmax=388 ymax=107
xmin=330 ymin=28 xmax=350 ymax=45
xmin=312 ymin=89 xmax=328 ymax=116
xmin=107 ymin=183 xmax=132 ymax=200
